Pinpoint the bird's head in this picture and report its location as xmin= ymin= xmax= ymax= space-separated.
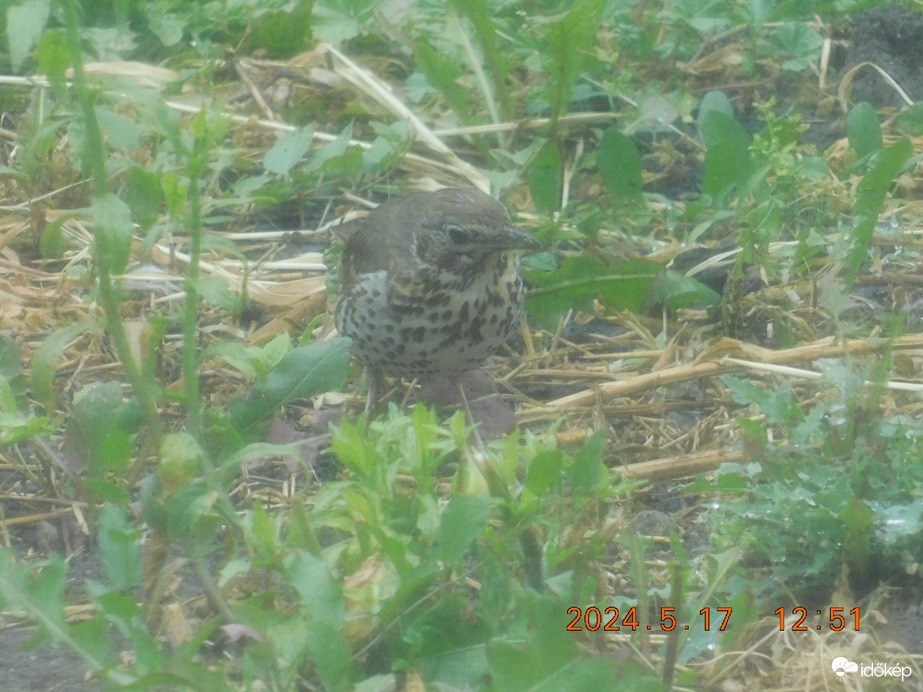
xmin=410 ymin=189 xmax=539 ymax=284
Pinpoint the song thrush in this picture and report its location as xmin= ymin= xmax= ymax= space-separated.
xmin=334 ymin=187 xmax=539 ymax=414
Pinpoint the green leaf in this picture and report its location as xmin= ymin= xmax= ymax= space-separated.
xmin=432 ymin=494 xmax=491 ymax=565
xmin=305 ymin=123 xmax=353 ymax=173
xmin=697 ymin=90 xmax=735 ymax=145
xmin=0 ymin=379 xmax=19 ymax=414
xmin=541 ymin=0 xmax=606 ymax=124
xmin=770 ymin=22 xmax=822 ymax=71
xmin=524 ymin=450 xmax=563 ymax=496
xmin=844 ymin=137 xmax=912 ymax=287
xmin=98 ymin=504 xmax=142 ymax=590
xmin=192 ymin=275 xmax=243 ymax=312
xmin=0 ymin=551 xmax=109 ymax=673
xmin=31 ymin=321 xmax=98 ymax=412
xmin=264 ymin=127 xmax=314 ymax=175
xmin=35 ymin=27 xmax=69 ymax=96
xmin=158 ymin=431 xmax=203 ymax=491
xmin=250 ymin=501 xmax=279 ymax=560
xmin=896 ymin=102 xmax=923 ymax=136
xmin=416 ymin=41 xmax=473 ymax=125
xmin=486 ymin=594 xmax=631 ymax=691
xmin=569 ymin=429 xmax=606 ymax=490
xmin=448 ymin=0 xmax=513 ymax=121
xmin=93 ymin=193 xmax=134 ymax=274
xmin=247 ymin=0 xmax=313 ymax=57
xmin=312 ymin=0 xmax=372 ymax=44
xmin=162 ymin=173 xmax=187 ymax=218
xmin=286 ymin=552 xmax=345 ymax=627
xmin=644 ymin=270 xmax=721 ymax=311
xmin=847 ymin=102 xmax=882 ymax=165
xmin=525 ymin=141 xmax=561 ymax=214
xmin=40 ymin=214 xmax=71 ymax=259
xmin=125 ymin=166 xmax=163 ymax=231
xmin=525 ymin=256 xmax=660 ymax=330
xmin=142 ymin=3 xmax=185 ymax=47
xmin=0 ymin=333 xmax=25 ymax=406
xmin=701 ymin=110 xmax=751 ymax=205
xmin=95 ymin=108 xmax=143 ymax=151
xmin=70 ymin=381 xmax=137 ymax=474
xmin=7 ymin=0 xmax=51 ymax=71
xmin=228 ymin=338 xmax=351 ymax=433
xmin=165 ymin=479 xmax=219 ymax=540
xmin=597 ymin=128 xmax=643 ymax=206
xmin=307 ymin=621 xmax=355 ymax=691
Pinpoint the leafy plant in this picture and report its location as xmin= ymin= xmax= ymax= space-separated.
xmin=702 ymin=369 xmax=923 ymax=602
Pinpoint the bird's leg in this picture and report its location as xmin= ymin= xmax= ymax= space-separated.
xmin=455 ymin=378 xmax=487 ymax=454
xmin=363 ymin=367 xmax=385 ymax=431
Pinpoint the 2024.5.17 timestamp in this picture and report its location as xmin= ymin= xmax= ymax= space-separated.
xmin=566 ymin=607 xmax=732 ymax=632
xmin=775 ymin=607 xmax=860 ymax=631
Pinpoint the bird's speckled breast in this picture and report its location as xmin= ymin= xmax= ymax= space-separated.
xmin=335 ymin=254 xmax=524 ymax=377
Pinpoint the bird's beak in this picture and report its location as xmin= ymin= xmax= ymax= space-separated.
xmin=499 ymin=226 xmax=541 ymax=251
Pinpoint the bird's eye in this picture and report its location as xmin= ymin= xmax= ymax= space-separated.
xmin=447 ymin=226 xmax=470 ymax=245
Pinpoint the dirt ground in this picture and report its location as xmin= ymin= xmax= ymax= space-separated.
xmin=3 ymin=4 xmax=923 ymax=691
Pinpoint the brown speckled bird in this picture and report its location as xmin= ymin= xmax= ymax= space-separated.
xmin=334 ymin=187 xmax=539 ymax=413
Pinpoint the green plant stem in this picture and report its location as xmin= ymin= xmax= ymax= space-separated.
xmin=62 ymin=0 xmax=163 ymax=450
xmin=183 ymin=170 xmax=203 ymax=436
xmin=449 ymin=1 xmax=513 ymax=123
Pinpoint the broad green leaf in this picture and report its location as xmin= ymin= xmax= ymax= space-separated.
xmin=701 ymin=110 xmax=751 ymax=205
xmin=525 ymin=140 xmax=561 ymax=214
xmin=158 ymin=431 xmax=203 ymax=492
xmin=161 ymin=172 xmax=187 ymax=218
xmin=312 ymin=0 xmax=373 ymax=44
xmin=432 ymin=494 xmax=491 ymax=565
xmin=847 ymin=102 xmax=882 ymax=164
xmin=248 ymin=503 xmax=279 ymax=565
xmin=125 ymin=166 xmax=163 ymax=231
xmin=192 ymin=275 xmax=243 ymax=312
xmin=93 ymin=193 xmax=134 ymax=274
xmin=7 ymin=0 xmax=51 ymax=71
xmin=305 ymin=123 xmax=353 ymax=173
xmin=525 ymin=256 xmax=660 ymax=330
xmin=40 ymin=214 xmax=71 ymax=259
xmin=165 ymin=479 xmax=219 ymax=540
xmin=228 ymin=338 xmax=351 ymax=433
xmin=286 ymin=552 xmax=345 ymax=627
xmin=31 ymin=321 xmax=98 ymax=412
xmin=0 ymin=334 xmax=25 ymax=406
xmin=697 ymin=90 xmax=735 ymax=147
xmin=896 ymin=102 xmax=923 ymax=136
xmin=770 ymin=22 xmax=823 ymax=71
xmin=98 ymin=504 xmax=142 ymax=590
xmin=524 ymin=450 xmax=563 ymax=496
xmin=0 ymin=551 xmax=109 ymax=673
xmin=569 ymin=429 xmax=606 ymax=490
xmin=597 ymin=128 xmax=643 ymax=206
xmin=307 ymin=621 xmax=355 ymax=691
xmin=247 ymin=0 xmax=313 ymax=57
xmin=486 ymin=594 xmax=633 ymax=691
xmin=416 ymin=41 xmax=473 ymax=124
xmin=644 ymin=270 xmax=721 ymax=311
xmin=264 ymin=127 xmax=314 ymax=175
xmin=448 ymin=0 xmax=513 ymax=120
xmin=142 ymin=3 xmax=185 ymax=47
xmin=844 ymin=137 xmax=912 ymax=287
xmin=541 ymin=0 xmax=606 ymax=124
xmin=35 ymin=27 xmax=69 ymax=97
xmin=67 ymin=390 xmax=137 ymax=480
xmin=95 ymin=107 xmax=143 ymax=151
xmin=0 ymin=411 xmax=54 ymax=447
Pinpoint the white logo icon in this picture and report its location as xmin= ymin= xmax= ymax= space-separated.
xmin=831 ymin=657 xmax=859 ymax=677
